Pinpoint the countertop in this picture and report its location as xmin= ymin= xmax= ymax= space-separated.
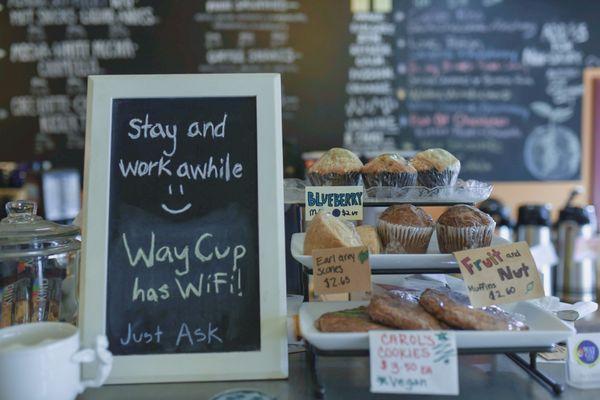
xmin=81 ymin=312 xmax=600 ymax=400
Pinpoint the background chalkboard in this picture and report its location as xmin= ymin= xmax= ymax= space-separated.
xmin=1 ymin=0 xmax=600 ymax=181
xmin=106 ymin=97 xmax=260 ymax=355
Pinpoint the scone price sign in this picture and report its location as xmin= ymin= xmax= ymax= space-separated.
xmin=454 ymin=241 xmax=545 ymax=307
xmin=305 ymin=186 xmax=363 ymax=221
xmin=312 ymin=246 xmax=371 ymax=295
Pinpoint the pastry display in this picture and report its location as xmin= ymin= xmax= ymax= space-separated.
xmin=367 ymin=294 xmax=445 ymax=330
xmin=419 ymin=288 xmax=529 ymax=331
xmin=377 ymin=204 xmax=434 ymax=254
xmin=410 ymin=148 xmax=461 ymax=188
xmin=303 ymin=212 xmax=363 ymax=254
xmin=436 ymin=204 xmax=495 ymax=253
xmin=355 ymin=225 xmax=382 ymax=254
xmin=316 ymin=306 xmax=390 ymax=332
xmin=307 ymin=147 xmax=363 ymax=186
xmin=361 ymin=153 xmax=417 ymax=189
xmin=316 ymin=287 xmax=529 ymax=333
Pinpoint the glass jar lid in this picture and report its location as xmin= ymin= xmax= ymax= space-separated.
xmin=0 ymin=200 xmax=81 ymax=258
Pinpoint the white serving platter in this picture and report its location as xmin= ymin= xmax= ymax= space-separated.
xmin=299 ymin=301 xmax=574 ymax=351
xmin=291 ymin=232 xmax=510 ymax=271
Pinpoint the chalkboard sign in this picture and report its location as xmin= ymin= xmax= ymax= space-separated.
xmin=2 ymin=0 xmax=600 ymax=182
xmin=107 ymin=96 xmax=260 ymax=355
xmin=80 ymin=74 xmax=287 ymax=383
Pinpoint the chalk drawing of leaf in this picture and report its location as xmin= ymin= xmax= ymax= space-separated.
xmin=551 ymin=107 xmax=574 ymax=123
xmin=530 ymin=102 xmax=553 ymax=119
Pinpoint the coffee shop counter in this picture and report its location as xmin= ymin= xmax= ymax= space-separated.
xmin=80 ymin=312 xmax=600 ymax=400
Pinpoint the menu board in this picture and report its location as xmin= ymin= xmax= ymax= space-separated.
xmin=106 ymin=96 xmax=260 ymax=355
xmin=2 ymin=0 xmax=600 ymax=181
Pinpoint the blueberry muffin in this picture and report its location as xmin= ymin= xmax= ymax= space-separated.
xmin=411 ymin=148 xmax=460 ymax=188
xmin=307 ymin=148 xmax=364 ymax=186
xmin=361 ymin=153 xmax=417 ymax=190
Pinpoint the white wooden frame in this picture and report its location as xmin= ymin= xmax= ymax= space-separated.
xmin=80 ymin=74 xmax=287 ymax=383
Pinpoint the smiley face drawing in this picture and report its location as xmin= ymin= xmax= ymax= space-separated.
xmin=161 ymin=184 xmax=192 ymax=215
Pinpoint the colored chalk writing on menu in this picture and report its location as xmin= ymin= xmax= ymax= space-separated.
xmin=106 ymin=97 xmax=260 ymax=355
xmin=454 ymin=241 xmax=545 ymax=307
xmin=369 ymin=330 xmax=459 ymax=395
xmin=3 ymin=1 xmax=600 ymax=182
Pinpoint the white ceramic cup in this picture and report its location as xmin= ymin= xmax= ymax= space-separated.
xmin=0 ymin=322 xmax=112 ymax=400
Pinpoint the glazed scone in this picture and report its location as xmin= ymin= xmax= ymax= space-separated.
xmin=377 ymin=205 xmax=434 ymax=254
xmin=361 ymin=153 xmax=417 ymax=189
xmin=355 ymin=225 xmax=382 ymax=254
xmin=307 ymin=148 xmax=363 ymax=186
xmin=436 ymin=205 xmax=495 ymax=253
xmin=411 ymin=148 xmax=460 ymax=188
xmin=304 ymin=212 xmax=363 ymax=254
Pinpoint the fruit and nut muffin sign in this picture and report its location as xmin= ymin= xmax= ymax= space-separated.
xmin=106 ymin=97 xmax=260 ymax=355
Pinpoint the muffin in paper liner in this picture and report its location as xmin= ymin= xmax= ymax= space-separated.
xmin=416 ymin=166 xmax=459 ymax=188
xmin=436 ymin=223 xmax=495 ymax=253
xmin=362 ymin=171 xmax=417 ymax=190
xmin=307 ymin=147 xmax=363 ymax=186
xmin=307 ymin=171 xmax=362 ymax=186
xmin=411 ymin=148 xmax=461 ymax=188
xmin=377 ymin=220 xmax=434 ymax=254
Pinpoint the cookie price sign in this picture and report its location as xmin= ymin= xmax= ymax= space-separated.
xmin=454 ymin=242 xmax=545 ymax=307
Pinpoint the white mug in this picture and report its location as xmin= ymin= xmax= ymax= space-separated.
xmin=0 ymin=322 xmax=112 ymax=400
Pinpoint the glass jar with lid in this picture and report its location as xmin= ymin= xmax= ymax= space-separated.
xmin=0 ymin=200 xmax=80 ymax=327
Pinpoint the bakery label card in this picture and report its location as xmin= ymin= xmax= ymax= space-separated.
xmin=369 ymin=331 xmax=459 ymax=395
xmin=312 ymin=246 xmax=371 ymax=295
xmin=454 ymin=241 xmax=545 ymax=307
xmin=567 ymin=333 xmax=600 ymax=389
xmin=305 ymin=186 xmax=363 ymax=221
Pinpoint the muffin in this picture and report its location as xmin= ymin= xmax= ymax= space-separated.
xmin=307 ymin=148 xmax=363 ymax=186
xmin=355 ymin=225 xmax=382 ymax=254
xmin=411 ymin=148 xmax=460 ymax=188
xmin=361 ymin=153 xmax=417 ymax=189
xmin=304 ymin=212 xmax=363 ymax=255
xmin=377 ymin=205 xmax=434 ymax=254
xmin=436 ymin=205 xmax=495 ymax=253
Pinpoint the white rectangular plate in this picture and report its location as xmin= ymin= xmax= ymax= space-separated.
xmin=300 ymin=301 xmax=574 ymax=351
xmin=292 ymin=232 xmax=510 ymax=270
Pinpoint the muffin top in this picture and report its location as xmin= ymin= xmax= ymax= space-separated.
xmin=379 ymin=204 xmax=434 ymax=227
xmin=411 ymin=148 xmax=460 ymax=172
xmin=437 ymin=205 xmax=495 ymax=227
xmin=309 ymin=148 xmax=363 ymax=174
xmin=361 ymin=153 xmax=417 ymax=174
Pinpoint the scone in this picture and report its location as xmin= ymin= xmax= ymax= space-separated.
xmin=304 ymin=212 xmax=363 ymax=254
xmin=377 ymin=205 xmax=434 ymax=254
xmin=307 ymin=148 xmax=363 ymax=186
xmin=361 ymin=153 xmax=417 ymax=189
xmin=436 ymin=205 xmax=495 ymax=253
xmin=355 ymin=225 xmax=382 ymax=254
xmin=411 ymin=148 xmax=460 ymax=188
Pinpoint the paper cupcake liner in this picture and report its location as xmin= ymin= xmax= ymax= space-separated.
xmin=377 ymin=220 xmax=434 ymax=254
xmin=307 ymin=171 xmax=362 ymax=186
xmin=436 ymin=223 xmax=495 ymax=253
xmin=416 ymin=167 xmax=459 ymax=188
xmin=362 ymin=171 xmax=417 ymax=190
